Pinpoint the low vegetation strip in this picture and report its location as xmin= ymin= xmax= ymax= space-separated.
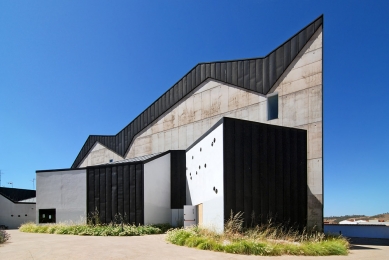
xmin=166 ymin=227 xmax=348 ymax=256
xmin=166 ymin=212 xmax=349 ymax=256
xmin=19 ymin=222 xmax=171 ymax=236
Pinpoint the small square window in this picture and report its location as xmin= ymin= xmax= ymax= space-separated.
xmin=268 ymin=93 xmax=278 ymax=120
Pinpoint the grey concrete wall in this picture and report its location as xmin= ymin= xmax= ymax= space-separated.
xmin=143 ymin=153 xmax=171 ymax=225
xmin=36 ymin=169 xmax=87 ymax=224
xmin=186 ymin=124 xmax=224 ymax=233
xmin=78 ymin=26 xmax=323 ymax=229
xmin=79 ymin=143 xmax=124 ymax=168
xmin=0 ymin=195 xmax=36 ymax=229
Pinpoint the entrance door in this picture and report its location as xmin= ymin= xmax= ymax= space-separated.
xmin=183 ymin=205 xmax=196 ymax=228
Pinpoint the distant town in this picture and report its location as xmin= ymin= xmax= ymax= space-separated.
xmin=324 ymin=212 xmax=389 ymax=224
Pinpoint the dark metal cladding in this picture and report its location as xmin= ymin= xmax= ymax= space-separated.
xmin=237 ymin=61 xmax=244 ymax=87
xmin=123 ymin=164 xmax=130 ymax=220
xmin=135 ymin=164 xmax=143 ymax=224
xmin=249 ymin=60 xmax=256 ymax=91
xmin=129 ymin=164 xmax=136 ymax=223
xmin=200 ymin=64 xmax=206 ymax=82
xmin=223 ymin=118 xmax=307 ymax=229
xmin=205 ymin=63 xmax=211 ymax=79
xmin=220 ymin=62 xmax=227 ymax=82
xmin=178 ymin=81 xmax=183 ymax=101
xmin=195 ymin=65 xmax=201 ymax=86
xmin=243 ymin=60 xmax=250 ymax=88
xmin=268 ymin=52 xmax=277 ymax=88
xmin=262 ymin=56 xmax=270 ymax=93
xmin=99 ymin=168 xmax=106 ymax=223
xmin=170 ymin=150 xmax=186 ymax=209
xmin=215 ymin=63 xmax=221 ymax=80
xmin=72 ymin=16 xmax=323 ymax=169
xmin=255 ymin=59 xmax=263 ymax=92
xmin=105 ymin=167 xmax=112 ymax=222
xmin=231 ymin=61 xmax=238 ymax=85
xmin=210 ymin=63 xmax=216 ymax=78
xmin=275 ymin=46 xmax=284 ymax=80
xmin=226 ymin=62 xmax=232 ymax=83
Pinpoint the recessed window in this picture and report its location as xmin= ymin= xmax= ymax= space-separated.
xmin=39 ymin=209 xmax=56 ymax=224
xmin=268 ymin=93 xmax=278 ymax=120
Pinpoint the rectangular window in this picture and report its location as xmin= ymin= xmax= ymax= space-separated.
xmin=267 ymin=93 xmax=278 ymax=120
xmin=39 ymin=209 xmax=56 ymax=224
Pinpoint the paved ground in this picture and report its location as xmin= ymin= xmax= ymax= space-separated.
xmin=1 ymin=230 xmax=388 ymax=260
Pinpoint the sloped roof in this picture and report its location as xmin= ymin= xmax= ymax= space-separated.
xmin=72 ymin=15 xmax=323 ymax=168
xmin=0 ymin=187 xmax=36 ymax=203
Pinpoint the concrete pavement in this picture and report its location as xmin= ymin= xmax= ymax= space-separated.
xmin=1 ymin=230 xmax=388 ymax=260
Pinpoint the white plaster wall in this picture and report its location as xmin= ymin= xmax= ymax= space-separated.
xmin=36 ymin=169 xmax=86 ymax=224
xmin=143 ymin=153 xmax=172 ymax=225
xmin=0 ymin=195 xmax=35 ymax=229
xmin=186 ymin=124 xmax=224 ymax=233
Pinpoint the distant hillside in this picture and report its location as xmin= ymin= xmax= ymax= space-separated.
xmin=324 ymin=212 xmax=389 ymax=224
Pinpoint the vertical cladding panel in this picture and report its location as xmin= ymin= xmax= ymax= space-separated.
xmin=243 ymin=121 xmax=253 ymax=226
xmin=174 ymin=84 xmax=179 ymax=105
xmin=124 ymin=127 xmax=128 ymax=152
xmin=282 ymin=129 xmax=291 ymax=222
xmin=196 ymin=65 xmax=201 ymax=86
xmin=275 ymin=46 xmax=284 ymax=80
xmin=99 ymin=168 xmax=106 ymax=223
xmin=186 ymin=72 xmax=192 ymax=93
xmin=123 ymin=165 xmax=130 ymax=222
xmin=150 ymin=103 xmax=155 ymax=122
xmin=232 ymin=61 xmax=238 ymax=85
xmin=87 ymin=169 xmax=95 ymax=217
xmin=94 ymin=168 xmax=100 ymax=213
xmin=258 ymin=124 xmax=268 ymax=223
xmin=171 ymin=151 xmax=187 ymax=209
xmin=226 ymin=62 xmax=232 ymax=83
xmin=210 ymin=63 xmax=216 ymax=78
xmin=135 ymin=164 xmax=143 ymax=224
xmin=243 ymin=60 xmax=250 ymax=89
xmin=268 ymin=52 xmax=277 ymax=88
xmin=178 ymin=81 xmax=183 ymax=100
xmin=112 ymin=166 xmax=118 ymax=220
xmin=183 ymin=77 xmax=188 ymax=96
xmin=205 ymin=63 xmax=211 ymax=79
xmin=255 ymin=59 xmax=263 ymax=93
xmin=221 ymin=62 xmax=227 ymax=82
xmin=262 ymin=57 xmax=269 ymax=94
xmin=106 ymin=167 xmax=112 ymax=223
xmin=306 ymin=24 xmax=315 ymax=40
xmin=298 ymin=29 xmax=307 ymax=52
xmin=290 ymin=130 xmax=298 ymax=225
xmin=249 ymin=60 xmax=256 ymax=91
xmin=216 ymin=63 xmax=221 ymax=80
xmin=237 ymin=61 xmax=244 ymax=87
xmin=267 ymin=126 xmax=277 ymax=219
xmin=140 ymin=114 xmax=144 ymax=132
xmin=192 ymin=68 xmax=197 ymax=91
xmin=169 ymin=88 xmax=174 ymax=108
xmin=290 ymin=35 xmax=299 ymax=61
xmin=251 ymin=123 xmax=261 ymax=225
xmin=224 ymin=119 xmax=236 ymax=222
xmin=200 ymin=64 xmax=206 ymax=82
xmin=315 ymin=18 xmax=323 ymax=31
xmin=129 ymin=165 xmax=136 ymax=223
xmin=283 ymin=41 xmax=291 ymax=71
xmin=234 ymin=121 xmax=244 ymax=214
xmin=274 ymin=127 xmax=283 ymax=222
xmin=297 ymin=131 xmax=307 ymax=226
xmin=117 ymin=165 xmax=124 ymax=217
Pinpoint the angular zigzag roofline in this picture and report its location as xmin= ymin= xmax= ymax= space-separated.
xmin=72 ymin=15 xmax=323 ymax=168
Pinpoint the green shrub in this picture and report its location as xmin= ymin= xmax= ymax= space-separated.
xmin=165 ymin=212 xmax=349 ymax=256
xmin=0 ymin=230 xmax=11 ymax=244
xmin=19 ymin=222 xmax=171 ymax=237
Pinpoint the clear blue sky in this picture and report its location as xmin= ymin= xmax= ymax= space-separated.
xmin=0 ymin=1 xmax=388 ymax=217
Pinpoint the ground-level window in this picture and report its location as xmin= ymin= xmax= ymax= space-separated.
xmin=39 ymin=209 xmax=56 ymax=224
xmin=267 ymin=93 xmax=278 ymax=120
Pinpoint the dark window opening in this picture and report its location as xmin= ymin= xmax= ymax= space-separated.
xmin=39 ymin=209 xmax=56 ymax=224
xmin=268 ymin=93 xmax=278 ymax=120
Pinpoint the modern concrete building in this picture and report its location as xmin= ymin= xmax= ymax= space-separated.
xmin=0 ymin=187 xmax=36 ymax=229
xmin=36 ymin=16 xmax=323 ymax=230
